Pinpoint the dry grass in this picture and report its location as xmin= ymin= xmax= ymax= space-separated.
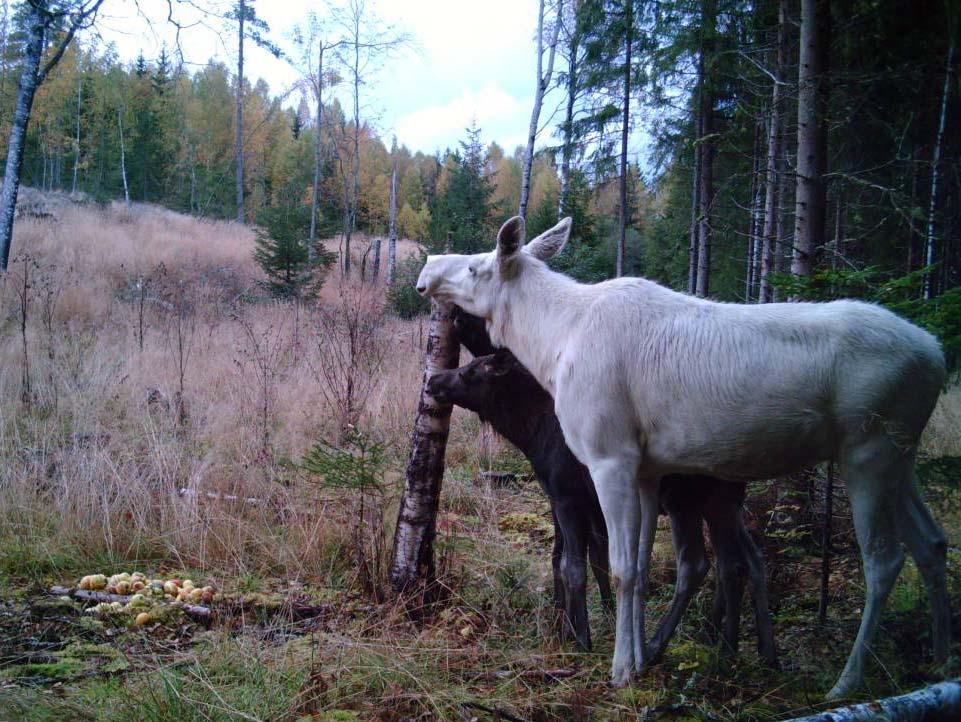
xmin=0 ymin=192 xmax=450 ymax=580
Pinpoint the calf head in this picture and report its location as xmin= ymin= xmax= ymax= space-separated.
xmin=416 ymin=216 xmax=573 ymax=320
xmin=426 ymin=351 xmax=516 ymax=413
xmin=452 ymin=309 xmax=497 ymax=357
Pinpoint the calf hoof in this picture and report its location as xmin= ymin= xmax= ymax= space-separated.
xmin=610 ymin=662 xmax=633 ymax=688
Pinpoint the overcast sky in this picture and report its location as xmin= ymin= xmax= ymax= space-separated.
xmin=92 ymin=0 xmax=557 ymax=156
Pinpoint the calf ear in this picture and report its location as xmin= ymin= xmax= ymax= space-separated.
xmin=496 ymin=216 xmax=525 ymax=271
xmin=482 ymin=351 xmax=514 ymax=376
xmin=525 ymin=217 xmax=572 ymax=261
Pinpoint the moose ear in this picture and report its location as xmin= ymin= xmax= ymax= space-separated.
xmin=482 ymin=352 xmax=514 ymax=377
xmin=496 ymin=216 xmax=525 ymax=262
xmin=525 ymin=217 xmax=572 ymax=261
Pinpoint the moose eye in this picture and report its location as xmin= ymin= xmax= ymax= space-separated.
xmin=468 ymin=266 xmax=477 ymax=276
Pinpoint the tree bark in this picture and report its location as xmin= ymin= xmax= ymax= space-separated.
xmin=118 ymin=106 xmax=129 ymax=204
xmin=617 ymin=0 xmax=633 ymax=278
xmin=923 ymin=37 xmax=955 ymax=300
xmin=370 ymin=237 xmax=381 ymax=282
xmin=235 ymin=0 xmax=246 ymax=224
xmin=0 ymin=2 xmax=46 ymax=271
xmin=694 ymin=0 xmax=717 ymax=298
xmin=309 ymin=40 xmax=325 ymax=251
xmin=791 ymin=0 xmax=830 ymax=282
xmin=688 ymin=111 xmax=702 ymax=295
xmin=558 ymin=10 xmax=580 ymax=220
xmin=759 ymin=0 xmax=788 ymax=303
xmin=390 ymin=300 xmax=461 ymax=597
xmin=72 ymin=62 xmax=82 ymax=194
xmin=387 ymin=138 xmax=398 ymax=284
xmin=746 ymin=116 xmax=764 ymax=301
xmin=520 ymin=0 xmax=563 ymax=220
xmin=777 ymin=679 xmax=961 ymax=722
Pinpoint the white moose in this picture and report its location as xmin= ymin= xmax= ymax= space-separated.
xmin=416 ymin=216 xmax=950 ymax=699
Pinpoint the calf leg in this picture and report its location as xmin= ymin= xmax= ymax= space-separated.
xmin=587 ymin=512 xmax=615 ymax=614
xmin=552 ymin=496 xmax=592 ymax=651
xmin=706 ymin=510 xmax=748 ymax=658
xmin=647 ymin=506 xmax=710 ymax=663
xmin=550 ymin=511 xmax=566 ymax=613
xmin=739 ymin=525 xmax=778 ymax=667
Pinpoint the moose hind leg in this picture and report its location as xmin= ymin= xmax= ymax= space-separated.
xmin=739 ymin=525 xmax=778 ymax=667
xmin=828 ymin=444 xmax=906 ymax=700
xmin=896 ymin=471 xmax=950 ymax=664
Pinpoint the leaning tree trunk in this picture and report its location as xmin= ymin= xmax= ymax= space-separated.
xmin=0 ymin=2 xmax=45 ymax=271
xmin=617 ymin=0 xmax=633 ymax=279
xmin=923 ymin=37 xmax=955 ymax=300
xmin=777 ymin=679 xmax=961 ymax=722
xmin=792 ymin=0 xmax=830 ymax=282
xmin=118 ymin=107 xmax=130 ymax=204
xmin=387 ymin=141 xmax=398 ymax=284
xmin=759 ymin=0 xmax=788 ymax=303
xmin=390 ymin=300 xmax=461 ymax=598
xmin=520 ymin=0 xmax=562 ymax=220
xmin=235 ymin=0 xmax=246 ymax=224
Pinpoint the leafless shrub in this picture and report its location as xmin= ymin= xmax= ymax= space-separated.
xmin=310 ymin=282 xmax=389 ymax=443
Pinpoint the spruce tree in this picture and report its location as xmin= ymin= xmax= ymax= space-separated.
xmin=253 ymin=205 xmax=334 ymax=298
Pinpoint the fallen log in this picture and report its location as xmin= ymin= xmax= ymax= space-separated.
xmin=49 ymin=586 xmax=212 ymax=619
xmin=779 ymin=679 xmax=961 ymax=722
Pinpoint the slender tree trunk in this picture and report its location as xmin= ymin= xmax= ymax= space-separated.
xmin=688 ymin=113 xmax=702 ymax=294
xmin=558 ymin=16 xmax=579 ymax=219
xmin=759 ymin=0 xmax=788 ymax=303
xmin=617 ymin=0 xmax=633 ymax=278
xmin=818 ymin=462 xmax=834 ymax=626
xmin=235 ymin=0 xmax=246 ymax=224
xmin=746 ymin=117 xmax=764 ymax=301
xmin=695 ymin=0 xmax=717 ymax=297
xmin=0 ymin=3 xmax=46 ymax=271
xmin=924 ymin=37 xmax=955 ymax=300
xmin=520 ymin=0 xmax=563 ymax=220
xmin=343 ymin=15 xmax=362 ymax=279
xmin=309 ymin=41 xmax=325 ymax=250
xmin=370 ymin=237 xmax=381 ymax=282
xmin=773 ymin=151 xmax=789 ymax=301
xmin=72 ymin=65 xmax=82 ymax=194
xmin=118 ymin=107 xmax=129 ymax=204
xmin=792 ymin=0 xmax=830 ymax=282
xmin=390 ymin=300 xmax=461 ymax=597
xmin=387 ymin=138 xmax=398 ymax=284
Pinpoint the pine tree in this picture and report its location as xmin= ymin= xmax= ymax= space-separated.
xmin=253 ymin=205 xmax=334 ymax=298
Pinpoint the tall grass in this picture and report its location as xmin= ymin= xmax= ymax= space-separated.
xmin=0 ymin=194 xmax=456 ymax=582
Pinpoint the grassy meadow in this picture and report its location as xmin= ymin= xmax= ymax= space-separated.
xmin=1 ymin=192 xmax=960 ymax=722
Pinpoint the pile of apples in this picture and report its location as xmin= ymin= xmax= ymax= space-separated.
xmin=77 ymin=571 xmax=218 ymax=626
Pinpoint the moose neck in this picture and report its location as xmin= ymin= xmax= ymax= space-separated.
xmin=488 ymin=259 xmax=587 ymax=397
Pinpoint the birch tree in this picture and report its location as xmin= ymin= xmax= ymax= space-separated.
xmin=0 ymin=0 xmax=105 ymax=272
xmin=519 ymin=0 xmax=563 ymax=220
xmin=694 ymin=0 xmax=716 ymax=297
xmin=387 ymin=136 xmax=398 ymax=284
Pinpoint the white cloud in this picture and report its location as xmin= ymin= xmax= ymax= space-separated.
xmin=395 ymin=82 xmax=530 ymax=154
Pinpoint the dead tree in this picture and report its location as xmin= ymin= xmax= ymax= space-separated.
xmin=519 ymin=0 xmax=563 ymax=221
xmin=923 ymin=36 xmax=955 ymax=300
xmin=389 ymin=300 xmax=460 ymax=599
xmin=387 ymin=137 xmax=398 ymax=284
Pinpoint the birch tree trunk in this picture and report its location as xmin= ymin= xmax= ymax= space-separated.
xmin=778 ymin=679 xmax=961 ymax=722
xmin=759 ymin=0 xmax=787 ymax=303
xmin=923 ymin=37 xmax=955 ymax=300
xmin=235 ymin=0 xmax=246 ymax=224
xmin=118 ymin=107 xmax=129 ymax=205
xmin=519 ymin=0 xmax=563 ymax=220
xmin=390 ymin=300 xmax=461 ymax=597
xmin=0 ymin=2 xmax=46 ymax=271
xmin=558 ymin=12 xmax=579 ymax=220
xmin=617 ymin=0 xmax=633 ymax=279
xmin=792 ymin=0 xmax=830 ymax=282
xmin=746 ymin=117 xmax=764 ymax=300
xmin=309 ymin=40 xmax=325 ymax=252
xmin=688 ymin=111 xmax=702 ymax=295
xmin=387 ymin=138 xmax=398 ymax=284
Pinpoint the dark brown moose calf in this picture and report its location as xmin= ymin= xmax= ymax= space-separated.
xmin=426 ymin=311 xmax=777 ymax=664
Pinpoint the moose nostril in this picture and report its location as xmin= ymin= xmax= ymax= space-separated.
xmin=416 ymin=285 xmax=427 ymax=295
